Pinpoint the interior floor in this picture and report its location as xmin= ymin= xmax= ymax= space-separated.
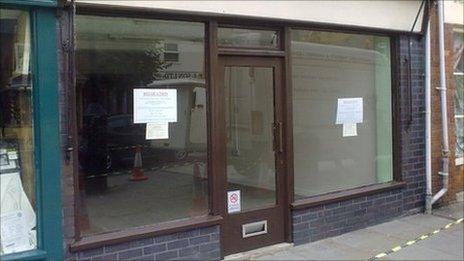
xmin=79 ymin=163 xmax=276 ymax=235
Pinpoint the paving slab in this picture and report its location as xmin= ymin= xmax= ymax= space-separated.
xmin=407 ymin=224 xmax=463 ymax=259
xmin=253 ymin=202 xmax=463 ymax=261
xmin=330 ymin=228 xmax=404 ymax=257
xmin=383 ymin=243 xmax=460 ymax=260
xmin=366 ymin=219 xmax=443 ymax=241
xmin=384 ymin=226 xmax=463 ymax=261
xmin=399 ymin=213 xmax=452 ymax=229
xmin=433 ymin=202 xmax=464 ymax=220
xmin=291 ymin=239 xmax=371 ymax=260
xmin=256 ymin=218 xmax=462 ymax=260
xmin=254 ymin=250 xmax=306 ymax=260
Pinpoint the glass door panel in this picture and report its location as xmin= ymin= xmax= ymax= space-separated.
xmin=224 ymin=66 xmax=276 ymax=212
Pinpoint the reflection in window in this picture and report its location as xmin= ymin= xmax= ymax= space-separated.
xmin=76 ymin=15 xmax=207 ymax=235
xmin=291 ymin=30 xmax=393 ymax=198
xmin=0 ymin=9 xmax=37 ymax=255
xmin=453 ymin=29 xmax=463 ymax=161
xmin=218 ymin=27 xmax=279 ymax=48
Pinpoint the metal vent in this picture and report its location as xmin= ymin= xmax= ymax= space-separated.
xmin=242 ymin=220 xmax=268 ymax=238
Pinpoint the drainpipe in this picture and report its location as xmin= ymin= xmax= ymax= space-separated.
xmin=425 ymin=19 xmax=432 ymax=214
xmin=431 ymin=0 xmax=449 ymax=206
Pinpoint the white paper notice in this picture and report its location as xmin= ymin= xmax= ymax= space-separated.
xmin=342 ymin=123 xmax=358 ymax=137
xmin=133 ymin=89 xmax=177 ymax=124
xmin=227 ymin=190 xmax=241 ymax=213
xmin=0 ymin=211 xmax=29 ymax=254
xmin=146 ymin=123 xmax=169 ymax=140
xmin=336 ymin=98 xmax=363 ymax=124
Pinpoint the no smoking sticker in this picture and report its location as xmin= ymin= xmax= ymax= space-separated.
xmin=227 ymin=190 xmax=241 ymax=213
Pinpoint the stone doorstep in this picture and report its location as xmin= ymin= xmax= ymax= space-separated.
xmin=223 ymin=243 xmax=293 ymax=260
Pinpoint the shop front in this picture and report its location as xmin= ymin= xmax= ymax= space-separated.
xmin=0 ymin=0 xmax=62 ymax=260
xmin=53 ymin=1 xmax=430 ymax=260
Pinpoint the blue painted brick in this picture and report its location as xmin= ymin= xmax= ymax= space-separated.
xmin=178 ymin=229 xmax=199 ymax=239
xmin=78 ymin=248 xmax=103 ymax=259
xmin=189 ymin=235 xmax=211 ymax=245
xmin=155 ymin=250 xmax=178 ymax=260
xmin=92 ymin=253 xmax=118 ymax=261
xmin=167 ymin=239 xmax=189 ymax=250
xmin=210 ymin=233 xmax=219 ymax=241
xmin=178 ymin=246 xmax=200 ymax=257
xmin=130 ymin=238 xmax=154 ymax=248
xmin=143 ymin=243 xmax=167 ymax=255
xmin=118 ymin=248 xmax=143 ymax=260
xmin=155 ymin=234 xmax=178 ymax=244
xmin=199 ymin=242 xmax=220 ymax=252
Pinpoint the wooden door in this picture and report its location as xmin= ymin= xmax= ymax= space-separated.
xmin=218 ymin=56 xmax=287 ymax=255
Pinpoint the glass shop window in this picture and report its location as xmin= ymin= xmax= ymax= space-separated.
xmin=453 ymin=28 xmax=463 ymax=164
xmin=0 ymin=9 xmax=37 ymax=255
xmin=75 ymin=15 xmax=207 ymax=236
xmin=291 ymin=30 xmax=393 ymax=198
xmin=218 ymin=27 xmax=279 ymax=49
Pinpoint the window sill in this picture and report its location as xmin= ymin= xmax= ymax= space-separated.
xmin=1 ymin=249 xmax=47 ymax=261
xmin=291 ymin=181 xmax=406 ymax=210
xmin=456 ymin=157 xmax=463 ymax=166
xmin=70 ymin=215 xmax=223 ymax=252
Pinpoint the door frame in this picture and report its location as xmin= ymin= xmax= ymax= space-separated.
xmin=214 ymin=55 xmax=290 ymax=256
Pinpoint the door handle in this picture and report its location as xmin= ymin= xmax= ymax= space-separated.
xmin=273 ymin=121 xmax=283 ymax=153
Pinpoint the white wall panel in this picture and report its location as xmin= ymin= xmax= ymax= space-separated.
xmin=75 ymin=0 xmax=425 ymax=32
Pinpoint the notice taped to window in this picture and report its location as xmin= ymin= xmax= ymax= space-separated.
xmin=342 ymin=123 xmax=358 ymax=137
xmin=335 ymin=98 xmax=363 ymax=124
xmin=0 ymin=211 xmax=28 ymax=254
xmin=133 ymin=89 xmax=177 ymax=124
xmin=227 ymin=190 xmax=241 ymax=213
xmin=146 ymin=123 xmax=169 ymax=140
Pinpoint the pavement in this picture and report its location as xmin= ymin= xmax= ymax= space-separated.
xmin=244 ymin=202 xmax=464 ymax=260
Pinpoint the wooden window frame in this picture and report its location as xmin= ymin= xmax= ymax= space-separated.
xmin=70 ymin=10 xmax=219 ymax=250
xmin=69 ymin=2 xmax=404 ymax=253
xmin=288 ymin=30 xmax=403 ymax=209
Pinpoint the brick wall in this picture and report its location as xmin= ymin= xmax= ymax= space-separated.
xmin=429 ymin=7 xmax=464 ymax=204
xmin=293 ymin=188 xmax=404 ymax=244
xmin=292 ymin=34 xmax=426 ymax=245
xmin=68 ymin=226 xmax=220 ymax=261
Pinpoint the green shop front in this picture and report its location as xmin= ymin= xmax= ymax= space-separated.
xmin=0 ymin=0 xmax=62 ymax=260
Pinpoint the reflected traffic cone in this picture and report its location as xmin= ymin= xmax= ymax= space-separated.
xmin=193 ymin=162 xmax=207 ymax=180
xmin=193 ymin=162 xmax=201 ymax=179
xmin=130 ymin=146 xmax=148 ymax=181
